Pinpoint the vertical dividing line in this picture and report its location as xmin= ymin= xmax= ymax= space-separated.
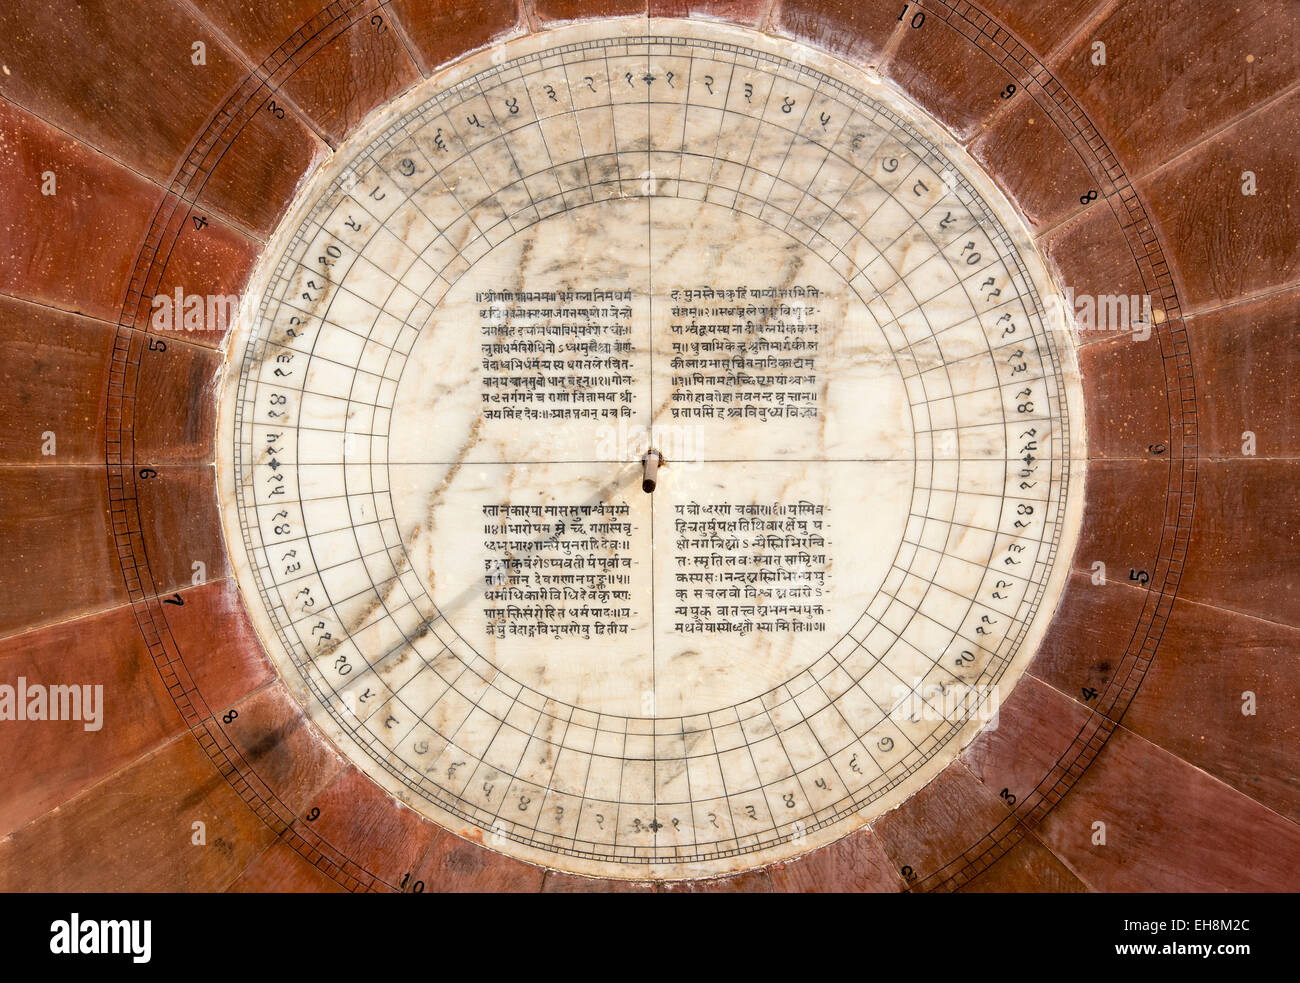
xmin=645 ymin=40 xmax=659 ymax=846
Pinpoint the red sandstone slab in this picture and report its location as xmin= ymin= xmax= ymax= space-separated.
xmin=391 ymin=0 xmax=523 ymax=73
xmin=534 ymin=0 xmax=649 ymax=24
xmin=1036 ymin=725 xmax=1300 ymax=891
xmin=882 ymin=13 xmax=1022 ymax=141
xmin=0 ymin=733 xmax=278 ymax=891
xmin=1122 ymin=597 xmax=1300 ymax=823
xmin=0 ymin=98 xmax=160 ymax=322
xmin=198 ymin=94 xmax=328 ymax=238
xmin=134 ymin=465 xmax=232 ymax=598
xmin=1029 ymin=574 xmax=1149 ymax=711
xmin=298 ymin=767 xmax=441 ymax=884
xmin=0 ymin=467 xmax=123 ymax=638
xmin=968 ymin=0 xmax=1101 ymax=60
xmin=649 ymin=1 xmax=766 ymax=25
xmin=190 ymin=0 xmax=353 ymax=66
xmin=1185 ymin=287 xmax=1300 ymax=458
xmin=0 ymin=296 xmax=115 ymax=465
xmin=0 ymin=603 xmax=185 ymax=837
xmin=227 ymin=838 xmax=351 ymax=892
xmin=221 ymin=682 xmax=345 ymax=816
xmin=0 ymin=0 xmax=248 ymax=184
xmin=968 ymin=96 xmax=1099 ymax=234
xmin=769 ymin=0 xmax=899 ymax=66
xmin=1052 ymin=0 xmax=1300 ymax=179
xmin=1073 ymin=460 xmax=1172 ymax=584
xmin=962 ymin=674 xmax=1097 ymax=814
xmin=409 ymin=829 xmax=547 ymax=891
xmin=159 ymin=579 xmax=275 ymax=717
xmin=1177 ymin=459 xmax=1300 ymax=629
xmin=1076 ymin=333 xmax=1171 ymax=459
xmin=132 ymin=334 xmax=223 ymax=465
xmin=766 ymin=826 xmax=903 ymax=892
xmin=1038 ymin=204 xmax=1153 ymax=347
xmin=957 ymin=833 xmax=1089 ymax=892
xmin=277 ymin=13 xmax=423 ymax=145
xmin=145 ymin=209 xmax=262 ymax=349
xmin=870 ymin=760 xmax=1010 ymax=883
xmin=1138 ymin=86 xmax=1300 ymax=314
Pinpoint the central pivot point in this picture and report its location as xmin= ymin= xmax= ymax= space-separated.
xmin=641 ymin=449 xmax=664 ymax=494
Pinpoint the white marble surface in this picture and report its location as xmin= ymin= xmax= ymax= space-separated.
xmin=217 ymin=18 xmax=1086 ymax=880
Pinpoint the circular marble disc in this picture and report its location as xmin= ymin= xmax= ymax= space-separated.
xmin=217 ymin=19 xmax=1086 ymax=879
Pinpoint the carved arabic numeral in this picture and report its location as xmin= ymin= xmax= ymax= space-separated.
xmin=1082 ymin=686 xmax=1100 ymax=701
xmin=898 ymin=4 xmax=925 ymax=27
xmin=466 ymin=113 xmax=483 ymax=128
xmin=744 ymin=82 xmax=753 ymax=101
xmin=781 ymin=96 xmax=796 ymax=113
xmin=595 ymin=813 xmax=605 ymax=829
xmin=819 ymin=111 xmax=831 ymax=127
xmin=901 ymin=865 xmax=917 ymax=882
xmin=222 ymin=709 xmax=238 ymax=724
xmin=783 ymin=793 xmax=796 ymax=808
xmin=433 ymin=128 xmax=447 ymax=152
xmin=883 ymin=156 xmax=899 ymax=172
xmin=625 ymin=72 xmax=634 ymax=88
xmin=518 ymin=794 xmax=530 ymax=811
xmin=702 ymin=74 xmax=714 ymax=95
xmin=1129 ymin=568 xmax=1150 ymax=585
xmin=851 ymin=132 xmax=865 ymax=151
xmin=345 ymin=215 xmax=362 ymax=231
xmin=398 ymin=158 xmax=415 ymax=177
xmin=191 ymin=214 xmax=208 ymax=231
xmin=1000 ymin=788 xmax=1017 ymax=806
xmin=744 ymin=804 xmax=758 ymax=820
xmin=1080 ymin=188 xmax=1098 ymax=204
xmin=370 ymin=14 xmax=385 ymax=33
xmin=162 ymin=593 xmax=184 ymax=606
xmin=505 ymin=97 xmax=519 ymax=115
xmin=266 ymin=99 xmax=285 ymax=119
xmin=147 ymin=337 xmax=167 ymax=352
xmin=305 ymin=807 xmax=319 ymax=821
xmin=666 ymin=70 xmax=674 ymax=87
xmin=708 ymin=812 xmax=719 ymax=828
xmin=139 ymin=467 xmax=158 ymax=479
xmin=400 ymin=873 xmax=425 ymax=893
xmin=913 ymin=179 xmax=929 ymax=196
xmin=584 ymin=75 xmax=595 ymax=92
xmin=544 ymin=84 xmax=557 ymax=102
xmin=1001 ymin=83 xmax=1017 ymax=99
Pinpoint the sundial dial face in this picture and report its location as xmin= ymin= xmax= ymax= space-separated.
xmin=218 ymin=19 xmax=1085 ymax=880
